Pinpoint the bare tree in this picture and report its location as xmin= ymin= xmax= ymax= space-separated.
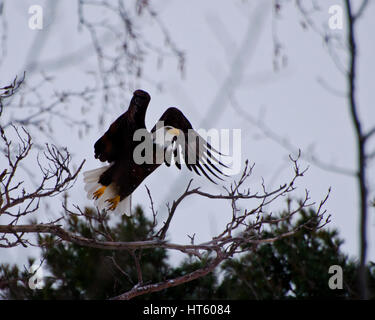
xmin=0 ymin=77 xmax=330 ymax=298
xmin=343 ymin=0 xmax=372 ymax=300
xmin=233 ymin=0 xmax=373 ymax=299
xmin=288 ymin=0 xmax=373 ymax=300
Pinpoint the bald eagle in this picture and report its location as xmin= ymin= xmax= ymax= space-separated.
xmin=83 ymin=89 xmax=227 ymax=215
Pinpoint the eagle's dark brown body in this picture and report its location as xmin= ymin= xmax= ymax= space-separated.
xmin=93 ymin=90 xmax=159 ymax=200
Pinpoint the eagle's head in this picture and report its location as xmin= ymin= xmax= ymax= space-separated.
xmin=133 ymin=89 xmax=151 ymax=107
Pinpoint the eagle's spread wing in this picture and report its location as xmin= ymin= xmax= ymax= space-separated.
xmin=151 ymin=107 xmax=228 ymax=184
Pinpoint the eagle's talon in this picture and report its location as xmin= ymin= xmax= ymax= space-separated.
xmin=93 ymin=186 xmax=106 ymax=200
xmin=106 ymin=195 xmax=121 ymax=211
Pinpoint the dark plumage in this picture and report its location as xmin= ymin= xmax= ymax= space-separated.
xmin=83 ymin=89 xmax=227 ymax=215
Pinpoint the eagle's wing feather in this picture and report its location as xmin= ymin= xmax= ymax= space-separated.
xmin=94 ymin=113 xmax=128 ymax=163
xmin=152 ymin=107 xmax=228 ymax=184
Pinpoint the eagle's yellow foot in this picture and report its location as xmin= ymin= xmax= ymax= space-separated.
xmin=106 ymin=195 xmax=121 ymax=211
xmin=93 ymin=186 xmax=106 ymax=200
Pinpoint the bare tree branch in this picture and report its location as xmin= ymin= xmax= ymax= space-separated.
xmin=354 ymin=0 xmax=370 ymax=21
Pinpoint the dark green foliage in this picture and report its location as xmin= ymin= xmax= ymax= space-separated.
xmin=1 ymin=206 xmax=170 ymax=300
xmin=154 ymin=259 xmax=219 ymax=300
xmin=216 ymin=209 xmax=375 ymax=299
xmin=1 ymin=206 xmax=374 ymax=299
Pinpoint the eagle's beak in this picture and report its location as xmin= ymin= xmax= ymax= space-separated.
xmin=167 ymin=128 xmax=180 ymax=136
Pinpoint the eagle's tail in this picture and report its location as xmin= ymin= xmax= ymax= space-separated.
xmin=83 ymin=166 xmax=132 ymax=216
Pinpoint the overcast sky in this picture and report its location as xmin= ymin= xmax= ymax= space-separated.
xmin=1 ymin=0 xmax=374 ymax=271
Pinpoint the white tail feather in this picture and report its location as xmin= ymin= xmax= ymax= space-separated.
xmin=83 ymin=166 xmax=132 ymax=216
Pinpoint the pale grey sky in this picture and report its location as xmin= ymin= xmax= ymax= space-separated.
xmin=1 ymin=0 xmax=374 ymax=271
